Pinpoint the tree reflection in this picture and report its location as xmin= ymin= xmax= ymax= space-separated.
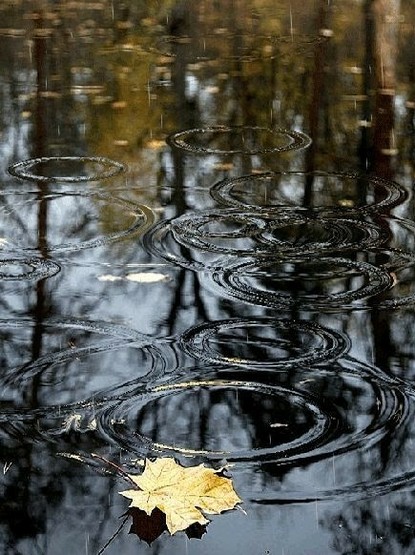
xmin=0 ymin=0 xmax=415 ymax=554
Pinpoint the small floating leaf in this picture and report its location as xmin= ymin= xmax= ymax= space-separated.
xmin=119 ymin=457 xmax=242 ymax=534
xmin=125 ymin=272 xmax=168 ymax=283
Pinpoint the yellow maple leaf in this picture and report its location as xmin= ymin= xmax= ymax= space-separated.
xmin=119 ymin=457 xmax=242 ymax=534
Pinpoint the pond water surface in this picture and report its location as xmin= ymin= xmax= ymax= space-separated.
xmin=1 ymin=1 xmax=415 ymax=554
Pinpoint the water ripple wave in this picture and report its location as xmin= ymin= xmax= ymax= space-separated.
xmin=8 ymin=156 xmax=125 ymax=182
xmin=167 ymin=126 xmax=311 ymax=155
xmin=209 ymin=256 xmax=394 ymax=311
xmin=0 ymin=256 xmax=60 ymax=281
xmin=0 ymin=191 xmax=155 ymax=254
xmin=210 ymin=171 xmax=408 ymax=212
xmin=180 ymin=317 xmax=349 ymax=368
xmin=95 ymin=357 xmax=414 ymax=481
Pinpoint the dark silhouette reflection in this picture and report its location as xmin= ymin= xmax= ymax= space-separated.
xmin=327 ymin=494 xmax=415 ymax=554
xmin=0 ymin=13 xmax=54 ymax=553
xmin=304 ymin=0 xmax=332 ymax=205
xmin=0 ymin=4 xmax=164 ymax=554
xmin=323 ymin=1 xmax=415 ymax=553
xmin=371 ymin=0 xmax=400 ymax=180
xmin=127 ymin=507 xmax=207 ymax=545
xmin=365 ymin=0 xmax=399 ymax=371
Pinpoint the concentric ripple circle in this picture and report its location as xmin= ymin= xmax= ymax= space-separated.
xmin=0 ymin=191 xmax=155 ymax=254
xmin=96 ymin=358 xmax=412 ymax=473
xmin=259 ymin=216 xmax=388 ymax=253
xmin=143 ymin=217 xmax=236 ymax=271
xmin=170 ymin=209 xmax=275 ymax=257
xmin=180 ymin=318 xmax=349 ymax=368
xmin=170 ymin=208 xmax=388 ymax=256
xmin=247 ymin=357 xmax=415 ymax=504
xmin=210 ymin=171 xmax=408 ymax=212
xmin=8 ymin=156 xmax=125 ymax=182
xmin=361 ymin=218 xmax=415 ymax=309
xmin=98 ymin=376 xmax=340 ymax=462
xmin=0 ymin=256 xmax=60 ymax=281
xmin=1 ymin=317 xmax=153 ymax=377
xmin=153 ymin=34 xmax=279 ymax=62
xmin=211 ymin=256 xmax=393 ymax=310
xmin=0 ymin=318 xmax=168 ymax=415
xmin=362 ymin=247 xmax=415 ymax=309
xmin=152 ymin=33 xmax=329 ymax=62
xmin=166 ymin=126 xmax=311 ymax=155
xmin=274 ymin=34 xmax=330 ymax=47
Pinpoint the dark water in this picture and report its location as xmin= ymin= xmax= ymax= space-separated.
xmin=1 ymin=1 xmax=415 ymax=553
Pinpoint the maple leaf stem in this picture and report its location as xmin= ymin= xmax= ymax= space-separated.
xmin=91 ymin=453 xmax=140 ymax=489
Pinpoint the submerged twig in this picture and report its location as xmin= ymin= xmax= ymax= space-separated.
xmin=97 ymin=514 xmax=129 ymax=555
